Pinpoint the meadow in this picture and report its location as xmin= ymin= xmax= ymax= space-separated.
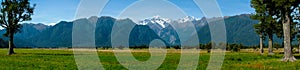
xmin=0 ymin=48 xmax=300 ymax=70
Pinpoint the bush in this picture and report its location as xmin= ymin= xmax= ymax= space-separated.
xmin=172 ymin=45 xmax=181 ymax=49
xmin=227 ymin=44 xmax=241 ymax=52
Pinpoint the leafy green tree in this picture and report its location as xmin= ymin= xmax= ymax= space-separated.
xmin=253 ymin=23 xmax=265 ymax=54
xmin=251 ymin=0 xmax=279 ymax=55
xmin=261 ymin=0 xmax=300 ymax=62
xmin=0 ymin=0 xmax=35 ymax=55
xmin=264 ymin=17 xmax=279 ymax=55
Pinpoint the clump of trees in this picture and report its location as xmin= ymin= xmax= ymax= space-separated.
xmin=227 ymin=44 xmax=244 ymax=52
xmin=199 ymin=42 xmax=247 ymax=53
xmin=129 ymin=45 xmax=149 ymax=49
xmin=251 ymin=0 xmax=299 ymax=62
xmin=0 ymin=0 xmax=35 ymax=55
xmin=199 ymin=42 xmax=212 ymax=53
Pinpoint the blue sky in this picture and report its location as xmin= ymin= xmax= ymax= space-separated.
xmin=26 ymin=0 xmax=254 ymax=25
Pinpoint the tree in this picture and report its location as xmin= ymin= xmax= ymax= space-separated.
xmin=0 ymin=0 xmax=35 ymax=55
xmin=262 ymin=0 xmax=300 ymax=62
xmin=253 ymin=23 xmax=265 ymax=54
xmin=251 ymin=0 xmax=279 ymax=55
xmin=265 ymin=17 xmax=279 ymax=55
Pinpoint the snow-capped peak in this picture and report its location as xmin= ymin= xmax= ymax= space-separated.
xmin=137 ymin=16 xmax=202 ymax=28
xmin=46 ymin=23 xmax=57 ymax=26
xmin=151 ymin=15 xmax=171 ymax=23
xmin=138 ymin=15 xmax=171 ymax=28
xmin=178 ymin=16 xmax=200 ymax=23
xmin=184 ymin=16 xmax=195 ymax=20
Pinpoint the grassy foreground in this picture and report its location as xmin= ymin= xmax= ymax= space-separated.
xmin=0 ymin=49 xmax=300 ymax=70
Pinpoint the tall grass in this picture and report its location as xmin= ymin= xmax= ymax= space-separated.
xmin=0 ymin=49 xmax=299 ymax=70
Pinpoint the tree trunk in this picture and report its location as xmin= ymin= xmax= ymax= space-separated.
xmin=268 ymin=35 xmax=274 ymax=55
xmin=7 ymin=33 xmax=15 ymax=55
xmin=281 ymin=14 xmax=296 ymax=62
xmin=259 ymin=34 xmax=264 ymax=54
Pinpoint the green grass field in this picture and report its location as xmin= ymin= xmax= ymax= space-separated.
xmin=0 ymin=49 xmax=300 ymax=70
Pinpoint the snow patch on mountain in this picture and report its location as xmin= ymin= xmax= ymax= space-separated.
xmin=138 ymin=15 xmax=171 ymax=28
xmin=138 ymin=15 xmax=202 ymax=28
xmin=178 ymin=16 xmax=200 ymax=23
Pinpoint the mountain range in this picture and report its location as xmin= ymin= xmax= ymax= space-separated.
xmin=0 ymin=14 xmax=279 ymax=48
